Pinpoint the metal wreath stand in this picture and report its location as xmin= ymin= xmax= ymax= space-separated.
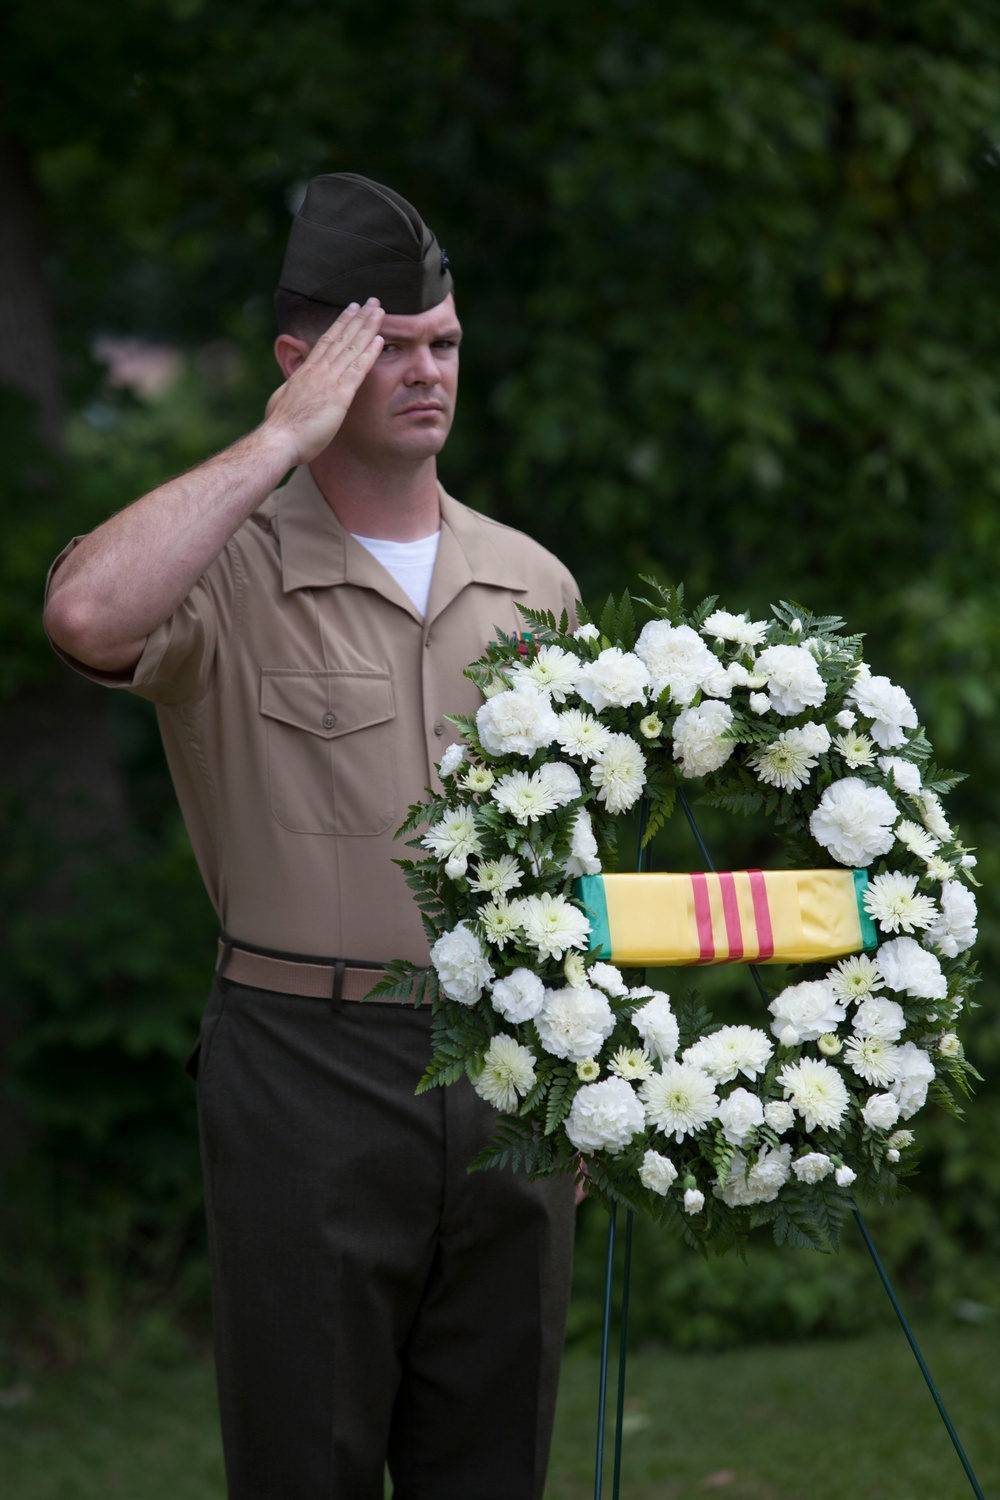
xmin=590 ymin=792 xmax=985 ymax=1500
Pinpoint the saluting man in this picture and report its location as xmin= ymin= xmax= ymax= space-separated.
xmin=45 ymin=174 xmax=579 ymax=1500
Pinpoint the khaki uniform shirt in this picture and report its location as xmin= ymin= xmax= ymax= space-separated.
xmin=51 ymin=466 xmax=578 ymax=964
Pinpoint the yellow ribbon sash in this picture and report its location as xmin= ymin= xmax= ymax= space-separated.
xmin=574 ymin=869 xmax=876 ymax=967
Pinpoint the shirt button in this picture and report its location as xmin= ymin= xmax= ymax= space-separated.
xmin=322 ymin=712 xmax=336 ymax=729
xmin=433 ymin=720 xmax=445 ymax=736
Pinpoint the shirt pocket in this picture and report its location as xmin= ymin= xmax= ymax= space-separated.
xmin=260 ymin=669 xmax=397 ymax=835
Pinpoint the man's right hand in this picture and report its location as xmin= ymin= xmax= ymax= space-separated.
xmin=264 ymin=300 xmax=385 ymax=465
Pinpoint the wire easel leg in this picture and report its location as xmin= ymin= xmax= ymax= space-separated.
xmin=594 ymin=1204 xmax=617 ymax=1500
xmin=610 ymin=1209 xmax=634 ymax=1499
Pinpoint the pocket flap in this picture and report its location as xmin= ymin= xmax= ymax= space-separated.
xmin=260 ymin=670 xmax=395 ymax=739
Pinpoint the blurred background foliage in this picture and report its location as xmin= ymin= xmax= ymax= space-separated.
xmin=3 ymin=0 xmax=1000 ymax=1370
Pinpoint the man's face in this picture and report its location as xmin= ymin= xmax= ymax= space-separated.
xmin=334 ymin=293 xmax=461 ymax=466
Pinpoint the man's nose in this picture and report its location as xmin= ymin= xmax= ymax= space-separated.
xmin=404 ymin=345 xmax=439 ymax=384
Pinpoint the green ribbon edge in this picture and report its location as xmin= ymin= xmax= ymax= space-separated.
xmin=853 ymin=868 xmax=878 ymax=951
xmin=574 ymin=874 xmax=612 ymax=961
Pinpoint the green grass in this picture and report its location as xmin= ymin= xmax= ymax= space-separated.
xmin=0 ymin=1326 xmax=997 ymax=1498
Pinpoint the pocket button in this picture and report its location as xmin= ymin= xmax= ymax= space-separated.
xmin=322 ymin=712 xmax=336 ymax=729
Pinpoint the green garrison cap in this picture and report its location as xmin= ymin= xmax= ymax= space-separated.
xmin=278 ymin=173 xmax=453 ymax=314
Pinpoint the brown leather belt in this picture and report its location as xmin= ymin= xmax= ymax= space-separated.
xmin=216 ymin=937 xmax=420 ymax=1004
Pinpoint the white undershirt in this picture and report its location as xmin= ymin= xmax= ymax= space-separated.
xmin=350 ymin=530 xmax=441 ymax=617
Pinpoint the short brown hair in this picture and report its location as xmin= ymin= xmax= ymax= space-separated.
xmin=274 ymin=288 xmax=342 ymax=344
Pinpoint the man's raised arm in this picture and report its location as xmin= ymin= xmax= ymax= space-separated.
xmin=44 ymin=300 xmax=385 ymax=674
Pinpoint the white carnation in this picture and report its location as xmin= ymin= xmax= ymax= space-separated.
xmin=716 ymin=1087 xmax=765 ymax=1146
xmin=809 ymin=777 xmax=898 ymax=866
xmin=535 ymin=983 xmax=616 ymax=1062
xmin=473 ymin=1034 xmax=537 ymax=1113
xmin=672 ymin=700 xmax=736 ymax=778
xmin=576 ymin=647 xmax=650 ymax=712
xmin=849 ymin=673 xmax=918 ymax=749
xmin=682 ymin=1025 xmax=773 ymax=1083
xmin=476 ymin=683 xmax=559 ymax=757
xmin=926 ymin=881 xmax=978 ymax=957
xmin=639 ymin=1149 xmax=679 ymax=1194
xmin=755 ymin=644 xmax=826 ymax=716
xmin=640 ymin=1063 xmax=719 ymax=1143
xmin=591 ymin=733 xmax=647 ymax=813
xmin=573 ymin=622 xmax=600 ymax=642
xmin=430 ymin=922 xmax=495 ymax=1005
xmin=749 ymin=692 xmax=771 ymax=715
xmin=862 ymin=1092 xmax=900 ymax=1129
xmin=537 ymin=760 xmax=583 ymax=806
xmin=631 ymin=995 xmax=680 ymax=1062
xmin=589 ymin=962 xmax=628 ymax=997
xmin=792 ymin=1151 xmax=834 ymax=1184
xmin=920 ymin=791 xmax=953 ymax=842
xmin=701 ymin=610 xmax=769 ymax=649
xmin=769 ymin=980 xmax=847 ymax=1047
xmin=490 ymin=967 xmax=546 ymax=1023
xmin=564 ymin=808 xmax=602 ymax=878
xmin=684 ymin=1188 xmax=705 ymax=1214
xmin=715 ymin=1145 xmax=792 ymax=1206
xmin=634 ymin=620 xmax=719 ymax=706
xmin=891 ymin=1042 xmax=936 ymax=1119
xmin=853 ymin=996 xmax=905 ymax=1042
xmin=877 ymin=756 xmax=922 ymax=796
xmin=438 ymin=742 xmax=465 ymax=777
xmin=877 ymin=936 xmax=948 ymax=1000
xmin=519 ymin=892 xmax=592 ymax=961
xmin=764 ymin=1100 xmax=795 ymax=1133
xmin=566 ymin=1077 xmax=645 ymax=1153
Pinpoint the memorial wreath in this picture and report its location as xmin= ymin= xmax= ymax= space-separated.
xmin=374 ymin=582 xmax=981 ymax=1252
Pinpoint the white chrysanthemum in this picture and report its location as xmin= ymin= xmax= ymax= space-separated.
xmin=512 ymin=644 xmax=581 ymax=702
xmin=576 ymin=647 xmax=650 ymax=712
xmin=792 ymin=1151 xmax=834 ymax=1184
xmin=809 ymin=777 xmax=898 ymax=867
xmin=422 ymin=807 xmax=483 ymax=875
xmin=438 ymin=742 xmax=465 ymax=777
xmin=564 ymin=952 xmax=587 ymax=987
xmin=891 ymin=1042 xmax=936 ymax=1119
xmin=639 ymin=1149 xmax=679 ymax=1194
xmin=564 ymin=809 xmax=601 ymax=878
xmin=920 ymin=791 xmax=953 ymax=842
xmin=672 ymin=700 xmax=736 ymax=778
xmin=715 ymin=1145 xmax=792 ymax=1207
xmin=591 ymin=733 xmax=647 ymax=813
xmin=926 ymin=881 xmax=978 ymax=957
xmin=492 ymin=769 xmax=560 ymax=825
xmin=574 ymin=622 xmax=600 ymax=642
xmin=853 ymin=995 xmax=905 ymax=1041
xmin=684 ymin=1188 xmax=705 ymax=1214
xmin=430 ymin=922 xmax=495 ymax=1006
xmin=895 ymin=819 xmax=939 ymax=862
xmin=878 ymin=756 xmax=922 ymax=796
xmin=827 ymin=953 xmax=883 ymax=1002
xmin=832 ymin=731 xmax=878 ymax=768
xmin=634 ymin=620 xmax=719 ymax=706
xmin=925 ymin=854 xmax=955 ymax=883
xmin=849 ymin=673 xmax=918 ymax=749
xmin=750 ymin=728 xmax=821 ymax=791
xmin=565 ymin=1077 xmax=645 ymax=1154
xmin=755 ymin=644 xmax=826 ymax=716
xmin=683 ymin=1025 xmax=773 ymax=1083
xmin=476 ymin=683 xmax=560 ymax=757
xmin=764 ymin=1100 xmax=795 ymax=1133
xmin=863 ymin=872 xmax=938 ymax=935
xmin=769 ymin=980 xmax=847 ymax=1047
xmin=490 ymin=967 xmax=546 ymax=1023
xmin=535 ymin=983 xmax=616 ymax=1062
xmin=639 ymin=713 xmax=663 ymax=738
xmin=701 ymin=609 xmax=770 ymax=649
xmin=609 ymin=1047 xmax=654 ymax=1081
xmin=577 ymin=1057 xmax=600 ymax=1082
xmin=877 ymin=937 xmax=948 ymax=1000
xmin=631 ymin=995 xmax=680 ymax=1062
xmin=716 ymin=1087 xmax=765 ymax=1146
xmin=461 ymin=765 xmax=495 ymax=793
xmin=478 ymin=898 xmax=523 ymax=949
xmin=778 ymin=1057 xmax=850 ymax=1132
xmin=640 ymin=1064 xmax=719 ymax=1143
xmin=468 ymin=854 xmax=522 ymax=896
xmin=938 ymin=1032 xmax=962 ymax=1058
xmin=519 ymin=892 xmax=591 ymax=961
xmin=553 ymin=708 xmax=613 ymax=762
xmin=844 ymin=1035 xmax=901 ymax=1087
xmin=749 ymin=692 xmax=771 ymax=716
xmin=590 ymin=962 xmax=628 ymax=997
xmin=536 ymin=760 xmax=583 ymax=807
xmin=862 ymin=1092 xmax=901 ymax=1129
xmin=473 ymin=1034 xmax=537 ymax=1113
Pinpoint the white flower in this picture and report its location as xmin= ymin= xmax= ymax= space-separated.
xmin=566 ymin=1076 xmax=645 ymax=1154
xmin=590 ymin=962 xmax=628 ymax=997
xmin=574 ymin=622 xmax=600 ymax=642
xmin=461 ymin=765 xmax=495 ymax=793
xmin=835 ymin=1165 xmax=857 ymax=1186
xmin=422 ymin=807 xmax=483 ymax=874
xmin=640 ymin=1064 xmax=719 ymax=1143
xmin=492 ymin=769 xmax=561 ymax=825
xmin=554 ymin=708 xmax=613 ymax=762
xmin=639 ymin=1149 xmax=679 ymax=1194
xmin=891 ymin=1042 xmax=936 ymax=1119
xmin=684 ymin=1188 xmax=705 ymax=1214
xmin=634 ymin=621 xmax=719 ymax=705
xmin=755 ymin=644 xmax=826 ymax=716
xmin=609 ymin=1047 xmax=654 ymax=1081
xmin=800 ymin=722 xmax=832 ymax=754
xmin=769 ymin=980 xmax=847 ymax=1047
xmin=832 ymin=731 xmax=877 ymax=768
xmin=537 ymin=761 xmax=583 ymax=807
xmin=519 ymin=893 xmax=592 ymax=961
xmin=564 ymin=952 xmax=587 ymax=986
xmin=726 ymin=662 xmax=751 ymax=688
xmin=715 ymin=1145 xmax=792 ymax=1206
xmin=438 ymin=742 xmax=465 ymax=777
xmin=925 ymin=855 xmax=955 ymax=883
xmin=631 ymin=995 xmax=680 ymax=1062
xmin=639 ymin=713 xmax=663 ymax=738
xmin=888 ymin=1129 xmax=915 ymax=1149
xmin=895 ymin=819 xmax=939 ymax=861
xmin=886 ymin=1148 xmax=900 ymax=1163
xmin=468 ymin=854 xmax=522 ymax=896
xmin=751 ymin=727 xmax=821 ymax=792
xmin=835 ymin=709 xmax=856 ymax=729
xmin=749 ymin=692 xmax=771 ymax=716
xmin=877 ymin=937 xmax=947 ymax=1000
xmin=853 ymin=996 xmax=905 ymax=1041
xmin=535 ymin=983 xmax=616 ymax=1062
xmin=862 ymin=1091 xmax=901 ymax=1130
xmin=576 ymin=647 xmax=650 ymax=712
xmin=920 ymin=791 xmax=953 ymax=842
xmin=778 ymin=1057 xmax=850 ymax=1132
xmin=490 ymin=968 xmax=546 ymax=1023
xmin=591 ymin=733 xmax=647 ymax=813
xmin=828 ymin=953 xmax=883 ymax=1003
xmin=701 ymin=609 xmax=770 ymax=649
xmin=764 ymin=1100 xmax=795 ymax=1133
xmin=430 ymin=922 xmax=495 ymax=1005
xmin=564 ymin=809 xmax=601 ymax=878
xmin=476 ymin=683 xmax=560 ymax=757
xmin=512 ymin=644 xmax=581 ymax=702
xmin=938 ymin=1032 xmax=962 ymax=1058
xmin=817 ymin=1033 xmax=842 ymax=1056
xmin=716 ymin=1088 xmax=765 ymax=1146
xmin=683 ymin=1025 xmax=773 ymax=1082
xmin=809 ymin=777 xmax=898 ymax=867
xmin=844 ymin=1036 xmax=901 ymax=1087
xmin=849 ymin=674 xmax=918 ymax=749
xmin=926 ymin=881 xmax=978 ymax=957
xmin=793 ymin=1152 xmax=834 ymax=1184
xmin=577 ymin=1057 xmax=600 ymax=1082
xmin=878 ymin=756 xmax=922 ymax=796
xmin=863 ymin=872 xmax=938 ymax=934
xmin=672 ymin=700 xmax=735 ymax=778
xmin=473 ymin=1034 xmax=537 ymax=1112
xmin=478 ymin=899 xmax=523 ymax=949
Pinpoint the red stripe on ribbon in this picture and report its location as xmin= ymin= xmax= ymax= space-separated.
xmin=748 ymin=869 xmax=774 ymax=961
xmin=690 ymin=872 xmax=715 ymax=963
xmin=719 ymin=871 xmax=744 ymax=962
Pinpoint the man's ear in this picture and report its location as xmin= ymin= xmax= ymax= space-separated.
xmin=273 ymin=334 xmax=312 ymax=380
